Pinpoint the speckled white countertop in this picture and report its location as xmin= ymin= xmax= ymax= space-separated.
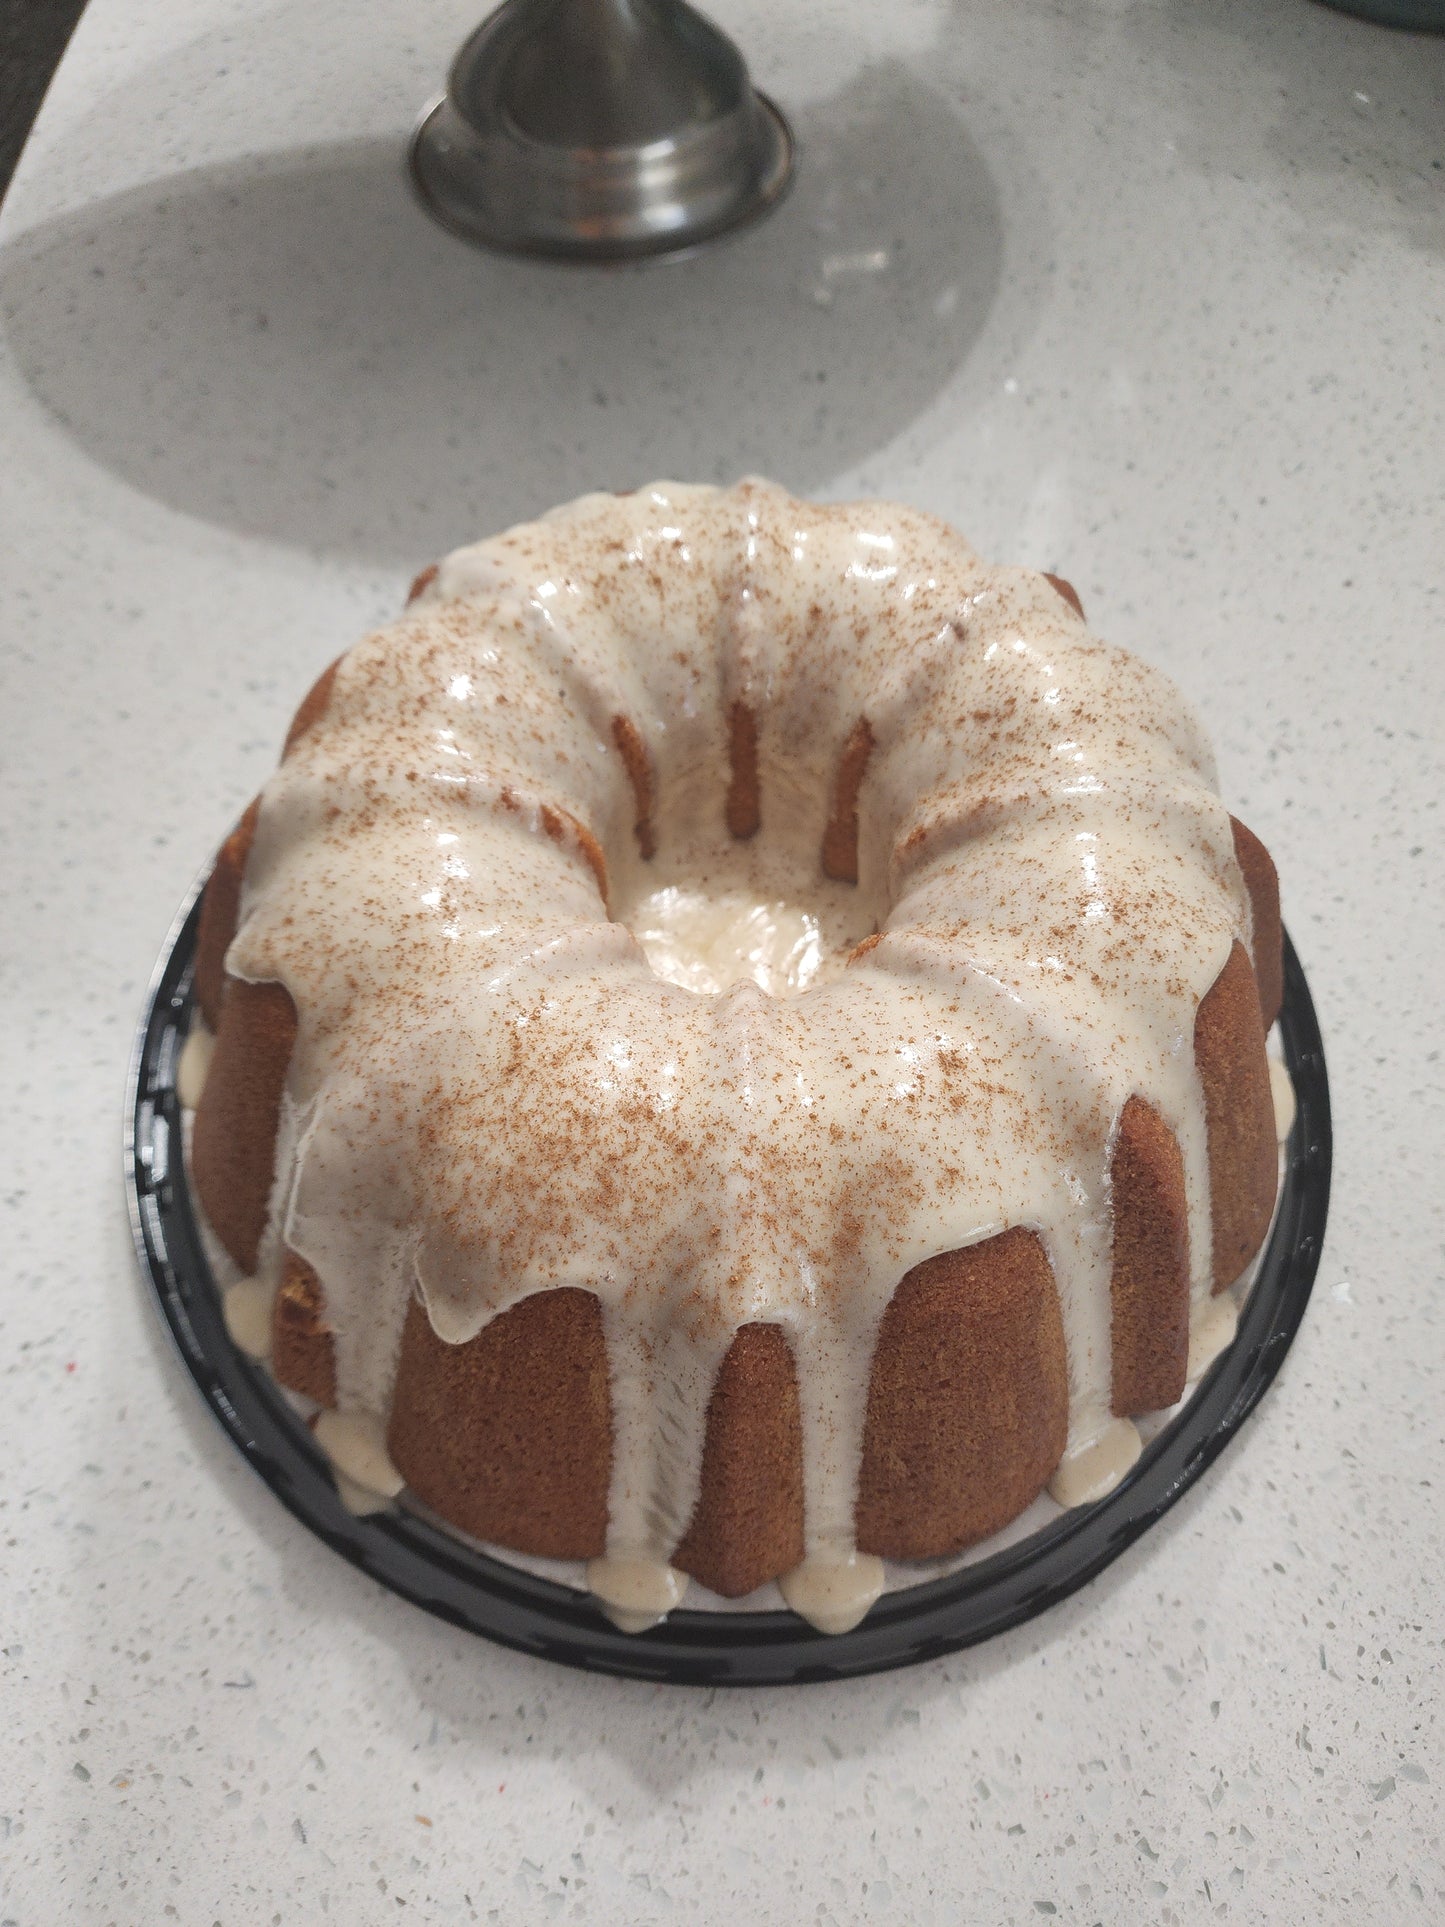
xmin=2 ymin=1 xmax=1442 ymax=1920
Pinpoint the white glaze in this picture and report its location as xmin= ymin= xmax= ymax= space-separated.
xmin=224 ymin=480 xmax=1255 ymax=1633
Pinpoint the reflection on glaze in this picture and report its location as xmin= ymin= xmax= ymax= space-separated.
xmin=225 ymin=480 xmax=1256 ymax=1635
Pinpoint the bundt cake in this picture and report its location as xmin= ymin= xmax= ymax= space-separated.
xmin=183 ymin=480 xmax=1284 ymax=1634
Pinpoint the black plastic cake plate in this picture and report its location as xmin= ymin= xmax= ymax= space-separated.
xmin=126 ymin=877 xmax=1331 ymax=1686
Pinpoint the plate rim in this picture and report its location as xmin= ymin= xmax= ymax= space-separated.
xmin=125 ymin=873 xmax=1331 ymax=1686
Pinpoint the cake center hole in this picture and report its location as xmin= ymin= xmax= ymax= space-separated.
xmin=607 ymin=744 xmax=885 ymax=997
xmin=612 ymin=830 xmax=880 ymax=997
xmin=624 ymin=884 xmax=833 ymax=997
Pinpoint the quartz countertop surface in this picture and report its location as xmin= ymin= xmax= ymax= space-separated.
xmin=2 ymin=1 xmax=1442 ymax=1920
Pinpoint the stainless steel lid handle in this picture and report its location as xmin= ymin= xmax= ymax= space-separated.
xmin=408 ymin=0 xmax=795 ymax=263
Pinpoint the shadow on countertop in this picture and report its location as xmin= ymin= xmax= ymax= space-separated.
xmin=0 ymin=61 xmax=1007 ymax=565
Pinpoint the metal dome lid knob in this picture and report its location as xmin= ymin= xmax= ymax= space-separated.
xmin=408 ymin=0 xmax=795 ymax=263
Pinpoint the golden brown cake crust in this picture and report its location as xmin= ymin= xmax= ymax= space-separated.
xmin=190 ymin=977 xmax=297 ymax=1274
xmin=855 ymin=1227 xmax=1069 ymax=1560
xmin=538 ymin=802 xmax=609 ymax=905
xmin=283 ymin=658 xmax=342 ymax=759
xmin=272 ymin=1251 xmax=337 ymax=1406
xmin=193 ymin=799 xmax=258 ymax=1032
xmin=406 ymin=562 xmax=439 ymax=605
xmin=1230 ymin=815 xmax=1283 ymax=1029
xmin=821 ymin=716 xmax=875 ymax=884
xmin=724 ymin=701 xmax=761 ymax=841
xmin=1043 ymin=573 xmax=1085 ymax=619
xmin=1109 ymin=1095 xmax=1190 ymax=1416
xmin=1195 ymin=940 xmax=1278 ymax=1292
xmin=611 ymin=714 xmax=656 ymax=860
xmin=673 ymin=1323 xmax=805 ymax=1596
xmin=387 ymin=1287 xmax=612 ymax=1558
xmin=387 ymin=1230 xmax=1068 ymax=1581
xmin=271 ymin=1227 xmax=1074 ymax=1588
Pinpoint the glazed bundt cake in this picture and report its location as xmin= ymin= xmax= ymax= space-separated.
xmin=185 ymin=480 xmax=1284 ymax=1634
